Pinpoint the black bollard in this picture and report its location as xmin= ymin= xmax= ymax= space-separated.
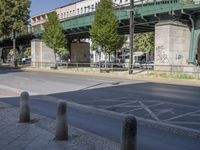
xmin=121 ymin=115 xmax=137 ymax=150
xmin=19 ymin=91 xmax=30 ymax=123
xmin=55 ymin=101 xmax=68 ymax=140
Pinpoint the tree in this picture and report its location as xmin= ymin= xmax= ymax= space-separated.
xmin=42 ymin=12 xmax=67 ymax=64
xmin=134 ymin=32 xmax=154 ymax=52
xmin=90 ymin=0 xmax=126 ymax=61
xmin=0 ymin=0 xmax=31 ymax=67
xmin=182 ymin=0 xmax=194 ymax=4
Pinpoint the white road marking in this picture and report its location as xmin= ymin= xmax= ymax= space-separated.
xmin=166 ymin=121 xmax=200 ymax=125
xmin=156 ymin=108 xmax=175 ymax=116
xmin=123 ymin=102 xmax=164 ymax=114
xmin=104 ymin=102 xmax=139 ymax=109
xmin=165 ymin=110 xmax=200 ymax=121
xmin=138 ymin=101 xmax=160 ymax=121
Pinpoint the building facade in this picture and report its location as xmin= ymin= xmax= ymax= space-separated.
xmin=31 ymin=0 xmax=132 ymax=32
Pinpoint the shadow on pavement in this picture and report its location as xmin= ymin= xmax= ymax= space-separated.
xmin=0 ymin=66 xmax=23 ymax=74
xmin=47 ymin=82 xmax=200 ymax=131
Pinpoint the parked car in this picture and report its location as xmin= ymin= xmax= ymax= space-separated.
xmin=22 ymin=57 xmax=31 ymax=64
xmin=140 ymin=61 xmax=154 ymax=69
xmin=94 ymin=61 xmax=112 ymax=68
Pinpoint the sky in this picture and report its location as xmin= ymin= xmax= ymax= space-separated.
xmin=30 ymin=0 xmax=77 ymax=16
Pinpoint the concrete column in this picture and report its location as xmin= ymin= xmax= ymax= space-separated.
xmin=19 ymin=92 xmax=30 ymax=123
xmin=155 ymin=21 xmax=191 ymax=70
xmin=71 ymin=42 xmax=90 ymax=63
xmin=121 ymin=115 xmax=137 ymax=150
xmin=195 ymin=16 xmax=200 ymax=65
xmin=31 ymin=39 xmax=55 ymax=68
xmin=55 ymin=101 xmax=68 ymax=140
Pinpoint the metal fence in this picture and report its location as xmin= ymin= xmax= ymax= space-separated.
xmin=30 ymin=62 xmax=200 ymax=80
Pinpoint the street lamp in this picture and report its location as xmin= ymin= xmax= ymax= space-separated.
xmin=129 ymin=0 xmax=135 ymax=74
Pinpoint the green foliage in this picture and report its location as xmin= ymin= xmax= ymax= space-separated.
xmin=42 ymin=12 xmax=67 ymax=55
xmin=0 ymin=0 xmax=30 ymax=36
xmin=90 ymin=0 xmax=126 ymax=54
xmin=107 ymin=35 xmax=127 ymax=54
xmin=173 ymin=73 xmax=195 ymax=79
xmin=148 ymin=72 xmax=195 ymax=80
xmin=91 ymin=42 xmax=98 ymax=51
xmin=134 ymin=32 xmax=154 ymax=52
xmin=23 ymin=48 xmax=31 ymax=57
xmin=181 ymin=0 xmax=194 ymax=4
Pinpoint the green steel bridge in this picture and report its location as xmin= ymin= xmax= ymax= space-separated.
xmin=1 ymin=0 xmax=200 ymax=63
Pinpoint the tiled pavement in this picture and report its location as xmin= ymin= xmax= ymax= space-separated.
xmin=0 ymin=102 xmax=118 ymax=150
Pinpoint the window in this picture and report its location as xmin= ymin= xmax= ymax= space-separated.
xmin=88 ymin=6 xmax=90 ymax=12
xmin=77 ymin=9 xmax=79 ymax=14
xmin=91 ymin=5 xmax=94 ymax=11
xmin=81 ymin=8 xmax=83 ymax=14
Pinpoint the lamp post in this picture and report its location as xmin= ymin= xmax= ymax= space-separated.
xmin=129 ymin=0 xmax=135 ymax=74
xmin=11 ymin=30 xmax=17 ymax=67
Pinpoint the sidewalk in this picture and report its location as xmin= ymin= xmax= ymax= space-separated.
xmin=0 ymin=101 xmax=119 ymax=150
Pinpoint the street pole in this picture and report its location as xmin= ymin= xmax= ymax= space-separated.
xmin=12 ymin=30 xmax=18 ymax=67
xmin=129 ymin=0 xmax=134 ymax=74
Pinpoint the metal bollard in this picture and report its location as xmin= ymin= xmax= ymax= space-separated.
xmin=55 ymin=101 xmax=68 ymax=140
xmin=19 ymin=91 xmax=30 ymax=123
xmin=121 ymin=115 xmax=137 ymax=150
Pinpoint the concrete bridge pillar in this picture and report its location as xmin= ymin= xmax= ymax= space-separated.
xmin=195 ymin=16 xmax=200 ymax=65
xmin=70 ymin=42 xmax=90 ymax=63
xmin=155 ymin=21 xmax=191 ymax=70
xmin=31 ymin=39 xmax=55 ymax=68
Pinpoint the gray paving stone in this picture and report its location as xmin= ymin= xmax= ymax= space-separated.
xmin=0 ymin=101 xmax=119 ymax=150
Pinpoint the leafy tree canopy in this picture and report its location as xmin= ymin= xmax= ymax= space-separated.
xmin=134 ymin=32 xmax=154 ymax=52
xmin=42 ymin=12 xmax=67 ymax=56
xmin=0 ymin=0 xmax=30 ymax=36
xmin=90 ymin=0 xmax=126 ymax=54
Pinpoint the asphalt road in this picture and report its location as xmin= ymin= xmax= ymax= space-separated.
xmin=0 ymin=67 xmax=200 ymax=149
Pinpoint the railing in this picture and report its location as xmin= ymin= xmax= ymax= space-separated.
xmin=30 ymin=62 xmax=200 ymax=80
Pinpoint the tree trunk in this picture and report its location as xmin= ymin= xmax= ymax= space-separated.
xmin=0 ymin=48 xmax=2 ymax=66
xmin=54 ymin=52 xmax=57 ymax=69
xmin=114 ymin=50 xmax=117 ymax=63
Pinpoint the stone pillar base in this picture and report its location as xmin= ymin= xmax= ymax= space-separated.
xmin=71 ymin=42 xmax=90 ymax=63
xmin=31 ymin=39 xmax=55 ymax=68
xmin=155 ymin=21 xmax=192 ymax=70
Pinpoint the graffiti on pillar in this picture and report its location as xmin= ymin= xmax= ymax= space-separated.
xmin=156 ymin=46 xmax=169 ymax=64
